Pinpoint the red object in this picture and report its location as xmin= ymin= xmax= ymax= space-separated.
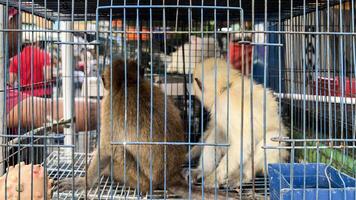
xmin=77 ymin=61 xmax=85 ymax=71
xmin=229 ymin=42 xmax=253 ymax=75
xmin=314 ymin=76 xmax=356 ymax=97
xmin=6 ymin=86 xmax=29 ymax=115
xmin=9 ymin=46 xmax=52 ymax=97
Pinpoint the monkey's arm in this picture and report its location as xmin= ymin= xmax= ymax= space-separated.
xmin=185 ymin=145 xmax=202 ymax=162
xmin=184 ymin=127 xmax=213 ymax=162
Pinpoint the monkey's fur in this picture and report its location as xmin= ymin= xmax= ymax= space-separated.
xmin=59 ymin=59 xmax=233 ymax=199
xmin=187 ymin=58 xmax=289 ymax=189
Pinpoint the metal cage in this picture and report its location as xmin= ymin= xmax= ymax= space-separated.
xmin=0 ymin=0 xmax=355 ymax=200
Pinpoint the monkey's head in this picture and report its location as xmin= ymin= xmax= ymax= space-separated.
xmin=101 ymin=58 xmax=145 ymax=93
xmin=193 ymin=58 xmax=235 ymax=108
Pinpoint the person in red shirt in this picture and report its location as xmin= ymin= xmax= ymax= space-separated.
xmin=8 ymin=42 xmax=54 ymax=97
xmin=5 ymin=7 xmax=98 ymax=132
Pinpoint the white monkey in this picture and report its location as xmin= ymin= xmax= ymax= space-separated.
xmin=188 ymin=58 xmax=289 ymax=188
xmin=167 ymin=36 xmax=221 ymax=74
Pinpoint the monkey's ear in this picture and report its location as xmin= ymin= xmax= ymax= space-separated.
xmin=102 ymin=59 xmax=143 ymax=91
xmin=116 ymin=59 xmax=143 ymax=85
xmin=101 ymin=59 xmax=125 ymax=91
xmin=126 ymin=59 xmax=140 ymax=84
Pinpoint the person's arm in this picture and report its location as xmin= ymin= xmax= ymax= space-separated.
xmin=8 ymin=73 xmax=17 ymax=86
xmin=7 ymin=97 xmax=98 ymax=132
xmin=43 ymin=65 xmax=53 ymax=80
xmin=8 ymin=56 xmax=18 ymax=86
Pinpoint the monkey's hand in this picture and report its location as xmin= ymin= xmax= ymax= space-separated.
xmin=56 ymin=177 xmax=86 ymax=192
xmin=202 ymin=173 xmax=221 ymax=189
xmin=184 ymin=168 xmax=203 ymax=185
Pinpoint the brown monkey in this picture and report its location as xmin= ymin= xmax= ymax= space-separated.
xmin=58 ymin=58 xmax=234 ymax=199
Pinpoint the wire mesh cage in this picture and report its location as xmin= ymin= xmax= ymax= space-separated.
xmin=0 ymin=0 xmax=355 ymax=200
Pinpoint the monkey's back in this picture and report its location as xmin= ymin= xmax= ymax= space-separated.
xmin=100 ymin=79 xmax=186 ymax=189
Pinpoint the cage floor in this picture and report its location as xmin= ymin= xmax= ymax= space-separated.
xmin=45 ymin=151 xmax=268 ymax=199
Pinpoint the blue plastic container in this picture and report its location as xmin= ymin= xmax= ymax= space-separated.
xmin=268 ymin=163 xmax=356 ymax=200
